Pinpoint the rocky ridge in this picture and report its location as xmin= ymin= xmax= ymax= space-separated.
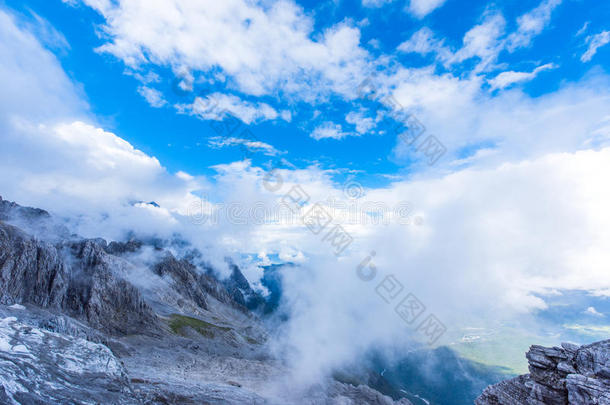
xmin=0 ymin=196 xmax=412 ymax=404
xmin=476 ymin=340 xmax=610 ymax=404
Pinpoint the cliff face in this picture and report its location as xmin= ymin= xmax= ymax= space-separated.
xmin=0 ymin=221 xmax=159 ymax=335
xmin=476 ymin=340 xmax=610 ymax=404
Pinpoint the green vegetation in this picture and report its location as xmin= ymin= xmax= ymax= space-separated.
xmin=168 ymin=314 xmax=231 ymax=338
xmin=451 ymin=331 xmax=552 ymax=375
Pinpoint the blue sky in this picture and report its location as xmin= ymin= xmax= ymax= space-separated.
xmin=5 ymin=0 xmax=610 ymax=188
xmin=1 ymin=0 xmax=610 ymax=365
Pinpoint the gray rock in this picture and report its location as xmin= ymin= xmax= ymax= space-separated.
xmin=0 ymin=221 xmax=159 ymax=336
xmin=476 ymin=374 xmax=532 ymax=404
xmin=476 ymin=340 xmax=610 ymax=404
xmin=326 ymin=382 xmax=413 ymax=405
xmin=0 ymin=222 xmax=68 ymax=308
xmin=105 ymin=239 xmax=143 ymax=255
xmin=0 ymin=195 xmax=51 ymax=223
xmin=153 ymin=254 xmax=209 ymax=311
xmin=0 ymin=315 xmax=135 ymax=404
xmin=566 ymin=374 xmax=610 ymax=404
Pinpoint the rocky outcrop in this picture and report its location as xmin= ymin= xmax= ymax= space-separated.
xmin=64 ymin=239 xmax=159 ymax=335
xmin=476 ymin=340 xmax=610 ymax=404
xmin=0 ymin=314 xmax=133 ymax=404
xmin=151 ymin=253 xmax=260 ymax=314
xmin=224 ymin=264 xmax=266 ymax=311
xmin=327 ymin=382 xmax=413 ymax=405
xmin=153 ymin=254 xmax=210 ymax=311
xmin=0 ymin=221 xmax=158 ymax=335
xmin=0 ymin=222 xmax=68 ymax=308
xmin=105 ymin=239 xmax=143 ymax=255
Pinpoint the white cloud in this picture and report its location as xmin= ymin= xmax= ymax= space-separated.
xmin=251 ymin=146 xmax=610 ymax=383
xmin=0 ymin=6 xmax=208 ymax=242
xmin=280 ymin=110 xmax=292 ymax=122
xmin=585 ymin=306 xmax=605 ymax=317
xmin=375 ymin=65 xmax=610 ymax=168
xmin=488 ymin=63 xmax=557 ymax=90
xmin=137 ymin=86 xmax=167 ymax=108
xmin=361 ymin=0 xmax=394 ymax=8
xmin=310 ymin=122 xmax=354 ymax=140
xmin=406 ymin=1 xmax=561 ymax=72
xmin=70 ymin=0 xmax=373 ymax=102
xmin=345 ymin=110 xmax=376 ymax=134
xmin=53 ymin=121 xmax=163 ymax=174
xmin=506 ymin=0 xmax=562 ymax=51
xmin=451 ymin=13 xmax=506 ymax=71
xmin=1 ymin=120 xmax=205 ymax=240
xmin=180 ymin=93 xmax=287 ymax=125
xmin=381 ymin=66 xmax=480 ymax=113
xmin=129 ymin=71 xmax=161 ymax=84
xmin=208 ymin=136 xmax=283 ymax=156
xmin=0 ymin=9 xmax=86 ymax=123
xmin=581 ymin=30 xmax=610 ymax=62
xmin=407 ymin=0 xmax=447 ymax=19
xmin=397 ymin=27 xmax=451 ymax=60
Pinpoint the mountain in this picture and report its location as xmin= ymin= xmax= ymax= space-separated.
xmin=0 ymin=196 xmax=413 ymax=404
xmin=476 ymin=339 xmax=610 ymax=404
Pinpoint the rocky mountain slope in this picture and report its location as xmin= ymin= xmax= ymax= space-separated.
xmin=476 ymin=339 xmax=610 ymax=404
xmin=0 ymin=196 xmax=412 ymax=404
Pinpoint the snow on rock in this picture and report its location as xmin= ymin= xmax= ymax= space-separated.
xmin=0 ymin=316 xmax=133 ymax=404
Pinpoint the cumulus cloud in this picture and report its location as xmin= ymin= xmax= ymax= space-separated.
xmin=581 ymin=30 xmax=610 ymax=62
xmin=68 ymin=0 xmax=373 ymax=102
xmin=371 ymin=62 xmax=610 ymax=168
xmin=1 ymin=119 xmax=203 ymax=240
